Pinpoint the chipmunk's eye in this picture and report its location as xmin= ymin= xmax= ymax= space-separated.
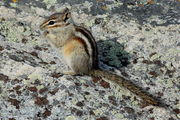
xmin=48 ymin=21 xmax=55 ymax=25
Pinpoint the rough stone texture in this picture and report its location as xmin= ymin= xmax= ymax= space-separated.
xmin=0 ymin=0 xmax=179 ymax=120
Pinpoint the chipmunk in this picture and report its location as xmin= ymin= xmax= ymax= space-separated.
xmin=40 ymin=8 xmax=159 ymax=106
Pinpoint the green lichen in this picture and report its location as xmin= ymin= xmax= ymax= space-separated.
xmin=177 ymin=114 xmax=180 ymax=120
xmin=165 ymin=79 xmax=174 ymax=88
xmin=131 ymin=100 xmax=139 ymax=106
xmin=113 ymin=0 xmax=123 ymax=8
xmin=149 ymin=53 xmax=161 ymax=61
xmin=72 ymin=98 xmax=78 ymax=105
xmin=85 ymin=18 xmax=95 ymax=28
xmin=10 ymin=2 xmax=17 ymax=8
xmin=114 ymin=113 xmax=125 ymax=119
xmin=98 ymin=40 xmax=130 ymax=68
xmin=0 ymin=20 xmax=20 ymax=42
xmin=65 ymin=116 xmax=76 ymax=120
xmin=110 ymin=109 xmax=117 ymax=115
xmin=0 ymin=19 xmax=39 ymax=45
xmin=43 ymin=0 xmax=57 ymax=9
xmin=163 ymin=48 xmax=180 ymax=60
xmin=93 ymin=108 xmax=103 ymax=116
xmin=36 ymin=85 xmax=45 ymax=90
xmin=110 ymin=107 xmax=129 ymax=120
xmin=0 ymin=81 xmax=8 ymax=98
xmin=0 ymin=1 xmax=4 ymax=6
xmin=22 ymin=27 xmax=31 ymax=36
xmin=23 ymin=69 xmax=43 ymax=85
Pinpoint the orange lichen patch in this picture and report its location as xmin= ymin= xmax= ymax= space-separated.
xmin=101 ymin=5 xmax=108 ymax=11
xmin=96 ymin=0 xmax=105 ymax=2
xmin=147 ymin=0 xmax=155 ymax=4
xmin=138 ymin=4 xmax=144 ymax=7
xmin=12 ymin=0 xmax=18 ymax=2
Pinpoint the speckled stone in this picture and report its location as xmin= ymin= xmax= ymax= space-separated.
xmin=0 ymin=0 xmax=179 ymax=120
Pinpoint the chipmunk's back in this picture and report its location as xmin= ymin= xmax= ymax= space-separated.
xmin=74 ymin=25 xmax=98 ymax=69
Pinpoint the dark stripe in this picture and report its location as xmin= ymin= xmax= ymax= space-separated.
xmin=75 ymin=25 xmax=98 ymax=69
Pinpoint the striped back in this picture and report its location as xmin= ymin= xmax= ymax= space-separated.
xmin=75 ymin=25 xmax=98 ymax=69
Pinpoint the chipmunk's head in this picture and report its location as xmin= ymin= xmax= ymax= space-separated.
xmin=40 ymin=8 xmax=72 ymax=31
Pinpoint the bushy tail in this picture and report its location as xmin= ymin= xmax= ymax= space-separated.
xmin=90 ymin=69 xmax=159 ymax=106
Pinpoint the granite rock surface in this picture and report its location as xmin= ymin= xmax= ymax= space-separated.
xmin=0 ymin=0 xmax=179 ymax=120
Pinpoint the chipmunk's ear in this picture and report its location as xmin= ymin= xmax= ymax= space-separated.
xmin=62 ymin=8 xmax=71 ymax=22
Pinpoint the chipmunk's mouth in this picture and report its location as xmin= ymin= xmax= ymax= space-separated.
xmin=43 ymin=30 xmax=49 ymax=36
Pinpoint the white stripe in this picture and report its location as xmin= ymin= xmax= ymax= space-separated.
xmin=75 ymin=31 xmax=93 ymax=65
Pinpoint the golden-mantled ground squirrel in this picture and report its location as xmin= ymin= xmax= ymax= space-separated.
xmin=40 ymin=8 xmax=159 ymax=106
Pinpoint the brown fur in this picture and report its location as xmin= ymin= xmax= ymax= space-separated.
xmin=62 ymin=37 xmax=91 ymax=74
xmin=63 ymin=40 xmax=75 ymax=56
